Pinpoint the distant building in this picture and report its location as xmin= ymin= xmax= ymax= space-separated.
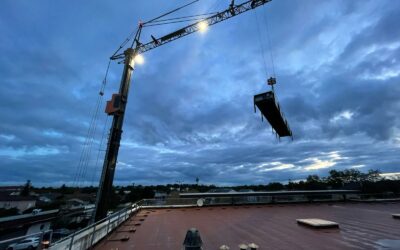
xmin=38 ymin=196 xmax=52 ymax=203
xmin=238 ymin=189 xmax=254 ymax=193
xmin=64 ymin=193 xmax=96 ymax=204
xmin=154 ymin=192 xmax=167 ymax=200
xmin=168 ymin=190 xmax=180 ymax=198
xmin=65 ymin=198 xmax=88 ymax=209
xmin=0 ymin=186 xmax=22 ymax=196
xmin=237 ymin=189 xmax=257 ymax=202
xmin=207 ymin=188 xmax=236 ymax=193
xmin=0 ymin=193 xmax=36 ymax=212
xmin=38 ymin=192 xmax=62 ymax=203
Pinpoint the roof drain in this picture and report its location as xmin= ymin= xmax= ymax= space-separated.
xmin=183 ymin=228 xmax=203 ymax=250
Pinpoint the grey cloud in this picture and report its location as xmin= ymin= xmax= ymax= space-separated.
xmin=0 ymin=0 xmax=399 ymax=186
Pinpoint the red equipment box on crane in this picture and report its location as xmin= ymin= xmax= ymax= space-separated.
xmin=105 ymin=94 xmax=122 ymax=115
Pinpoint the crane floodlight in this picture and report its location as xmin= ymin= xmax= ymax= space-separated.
xmin=197 ymin=21 xmax=209 ymax=33
xmin=134 ymin=54 xmax=145 ymax=65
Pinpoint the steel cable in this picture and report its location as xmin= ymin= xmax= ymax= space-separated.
xmin=254 ymin=8 xmax=269 ymax=77
xmin=73 ymin=60 xmax=111 ymax=187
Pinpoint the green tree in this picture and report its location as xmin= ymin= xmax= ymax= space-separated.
xmin=20 ymin=180 xmax=31 ymax=196
xmin=365 ymin=169 xmax=381 ymax=182
xmin=266 ymin=182 xmax=284 ymax=191
xmin=327 ymin=170 xmax=344 ymax=188
xmin=305 ymin=175 xmax=325 ymax=190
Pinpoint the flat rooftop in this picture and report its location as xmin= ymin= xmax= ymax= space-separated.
xmin=94 ymin=202 xmax=400 ymax=249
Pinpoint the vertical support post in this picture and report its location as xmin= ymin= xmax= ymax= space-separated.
xmin=69 ymin=233 xmax=76 ymax=250
xmin=106 ymin=217 xmax=111 ymax=234
xmin=93 ymin=48 xmax=136 ymax=222
xmin=90 ymin=224 xmax=97 ymax=247
xmin=117 ymin=211 xmax=121 ymax=225
xmin=39 ymin=231 xmax=44 ymax=249
xmin=48 ymin=230 xmax=53 ymax=247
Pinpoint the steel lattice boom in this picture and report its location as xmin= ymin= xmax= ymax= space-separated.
xmin=111 ymin=0 xmax=271 ymax=60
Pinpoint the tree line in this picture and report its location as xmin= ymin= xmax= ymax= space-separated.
xmin=14 ymin=168 xmax=400 ymax=203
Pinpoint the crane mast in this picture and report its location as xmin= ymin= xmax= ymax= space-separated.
xmin=94 ymin=0 xmax=272 ymax=222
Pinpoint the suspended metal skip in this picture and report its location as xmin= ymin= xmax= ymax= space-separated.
xmin=254 ymin=79 xmax=293 ymax=139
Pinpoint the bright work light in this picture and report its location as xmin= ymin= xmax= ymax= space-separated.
xmin=134 ymin=54 xmax=144 ymax=64
xmin=197 ymin=21 xmax=208 ymax=33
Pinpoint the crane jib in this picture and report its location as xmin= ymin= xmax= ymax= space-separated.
xmin=134 ymin=0 xmax=272 ymax=55
xmin=160 ymin=28 xmax=186 ymax=42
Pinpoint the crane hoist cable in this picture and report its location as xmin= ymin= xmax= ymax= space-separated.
xmin=253 ymin=2 xmax=277 ymax=92
xmin=262 ymin=6 xmax=276 ymax=77
xmin=74 ymin=98 xmax=101 ymax=186
xmin=73 ymin=60 xmax=111 ymax=187
xmin=90 ymin=115 xmax=110 ymax=186
xmin=73 ymin=99 xmax=100 ymax=187
xmin=253 ymin=7 xmax=269 ymax=77
xmin=73 ymin=101 xmax=99 ymax=187
xmin=251 ymin=3 xmax=293 ymax=140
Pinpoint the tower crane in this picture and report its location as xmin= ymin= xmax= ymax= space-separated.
xmin=94 ymin=0 xmax=273 ymax=222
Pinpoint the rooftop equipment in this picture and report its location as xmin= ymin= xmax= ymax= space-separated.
xmin=248 ymin=243 xmax=259 ymax=250
xmin=239 ymin=244 xmax=248 ymax=250
xmin=183 ymin=228 xmax=203 ymax=250
xmin=254 ymin=77 xmax=293 ymax=139
xmin=296 ymin=218 xmax=339 ymax=229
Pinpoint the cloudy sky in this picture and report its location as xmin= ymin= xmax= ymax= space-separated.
xmin=0 ymin=0 xmax=399 ymax=187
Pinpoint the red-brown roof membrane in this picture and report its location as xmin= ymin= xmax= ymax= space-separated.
xmin=94 ymin=202 xmax=400 ymax=250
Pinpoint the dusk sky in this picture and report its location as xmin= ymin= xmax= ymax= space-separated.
xmin=0 ymin=0 xmax=399 ymax=187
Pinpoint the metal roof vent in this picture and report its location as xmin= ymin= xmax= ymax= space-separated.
xmin=183 ymin=228 xmax=203 ymax=250
xmin=248 ymin=243 xmax=259 ymax=250
xmin=219 ymin=245 xmax=230 ymax=250
xmin=239 ymin=244 xmax=248 ymax=250
xmin=197 ymin=198 xmax=204 ymax=207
